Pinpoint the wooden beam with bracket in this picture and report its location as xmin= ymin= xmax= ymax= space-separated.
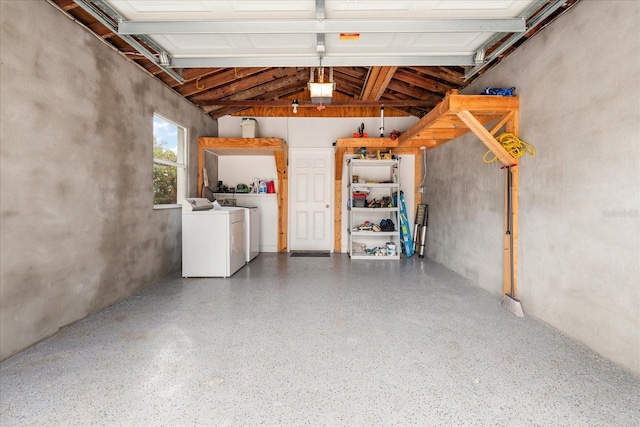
xmin=197 ymin=137 xmax=289 ymax=252
xmin=456 ymin=110 xmax=516 ymax=167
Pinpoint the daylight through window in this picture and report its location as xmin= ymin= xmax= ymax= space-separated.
xmin=153 ymin=114 xmax=187 ymax=206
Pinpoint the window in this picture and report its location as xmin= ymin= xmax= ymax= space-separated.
xmin=153 ymin=114 xmax=187 ymax=207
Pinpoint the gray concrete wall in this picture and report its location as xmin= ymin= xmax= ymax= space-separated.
xmin=0 ymin=1 xmax=217 ymax=360
xmin=425 ymin=1 xmax=640 ymax=374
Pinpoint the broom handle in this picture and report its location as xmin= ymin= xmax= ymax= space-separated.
xmin=507 ymin=166 xmax=515 ymax=298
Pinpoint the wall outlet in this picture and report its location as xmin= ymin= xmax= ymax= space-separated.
xmin=418 ymin=186 xmax=426 ymax=194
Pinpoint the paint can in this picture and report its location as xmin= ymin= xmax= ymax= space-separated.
xmin=386 ymin=242 xmax=396 ymax=256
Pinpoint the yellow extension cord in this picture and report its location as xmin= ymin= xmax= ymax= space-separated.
xmin=483 ymin=132 xmax=536 ymax=163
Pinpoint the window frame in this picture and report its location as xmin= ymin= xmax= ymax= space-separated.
xmin=153 ymin=113 xmax=188 ymax=209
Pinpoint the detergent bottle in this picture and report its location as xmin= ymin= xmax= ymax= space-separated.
xmin=258 ymin=180 xmax=267 ymax=194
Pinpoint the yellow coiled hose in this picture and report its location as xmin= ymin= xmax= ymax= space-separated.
xmin=483 ymin=132 xmax=536 ymax=163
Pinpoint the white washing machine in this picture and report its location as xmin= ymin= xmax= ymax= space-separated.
xmin=182 ymin=199 xmax=245 ymax=278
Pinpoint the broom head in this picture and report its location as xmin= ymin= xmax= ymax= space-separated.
xmin=502 ymin=294 xmax=524 ymax=317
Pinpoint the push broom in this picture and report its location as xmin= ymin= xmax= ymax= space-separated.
xmin=502 ymin=165 xmax=524 ymax=317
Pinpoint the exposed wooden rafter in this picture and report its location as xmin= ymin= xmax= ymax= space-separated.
xmin=361 ymin=66 xmax=398 ymax=101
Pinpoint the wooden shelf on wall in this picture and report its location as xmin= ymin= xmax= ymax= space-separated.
xmin=334 ymin=93 xmax=520 ymax=299
xmin=197 ymin=137 xmax=288 ymax=252
xmin=198 ymin=137 xmax=286 ymax=156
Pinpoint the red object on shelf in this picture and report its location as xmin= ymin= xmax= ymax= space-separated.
xmin=266 ymin=181 xmax=275 ymax=193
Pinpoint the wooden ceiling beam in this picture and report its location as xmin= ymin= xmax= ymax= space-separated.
xmin=385 ymin=80 xmax=443 ymax=105
xmin=360 ymin=67 xmax=382 ymax=100
xmin=333 ymin=68 xmax=369 ymax=98
xmin=361 ymin=66 xmax=398 ymax=101
xmin=406 ymin=66 xmax=465 ymax=86
xmin=198 ymin=99 xmax=436 ymax=107
xmin=333 ymin=69 xmax=367 ymax=87
xmin=227 ymin=70 xmax=309 ymax=100
xmin=178 ymin=67 xmax=269 ymax=97
xmin=181 ymin=68 xmax=223 ymax=81
xmin=56 ymin=0 xmax=79 ymax=11
xmin=87 ymin=22 xmax=116 ymax=39
xmin=199 ymin=71 xmax=310 ymax=115
xmin=258 ymin=86 xmax=309 ymax=103
xmin=189 ymin=67 xmax=301 ymax=102
xmin=393 ymin=68 xmax=457 ymax=94
xmin=337 ymin=80 xmax=366 ymax=96
xmin=373 ymin=92 xmax=435 ymax=117
xmin=205 ymin=106 xmax=251 ymax=117
xmin=232 ymin=105 xmax=408 ymax=119
xmin=333 ymin=67 xmax=369 ymax=80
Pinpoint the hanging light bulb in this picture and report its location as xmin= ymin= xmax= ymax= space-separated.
xmin=308 ymin=57 xmax=334 ymax=104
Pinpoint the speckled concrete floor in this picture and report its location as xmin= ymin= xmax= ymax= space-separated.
xmin=1 ymin=254 xmax=638 ymax=426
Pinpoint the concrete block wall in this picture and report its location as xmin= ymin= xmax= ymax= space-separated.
xmin=425 ymin=1 xmax=640 ymax=374
xmin=0 ymin=2 xmax=218 ymax=360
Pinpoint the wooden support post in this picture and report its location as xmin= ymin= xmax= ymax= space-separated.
xmin=504 ymin=165 xmax=519 ymax=297
xmin=197 ymin=145 xmax=205 ymax=197
xmin=455 ymin=110 xmax=519 ymax=298
xmin=505 ymin=115 xmax=519 ymax=298
xmin=334 ymin=148 xmax=346 ymax=253
xmin=414 ymin=152 xmax=422 ymax=210
xmin=274 ymin=150 xmax=288 ymax=252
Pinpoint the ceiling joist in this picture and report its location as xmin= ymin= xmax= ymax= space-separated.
xmin=361 ymin=66 xmax=398 ymax=101
xmin=197 ymin=99 xmax=435 ymax=108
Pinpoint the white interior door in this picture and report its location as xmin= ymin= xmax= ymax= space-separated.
xmin=290 ymin=149 xmax=333 ymax=251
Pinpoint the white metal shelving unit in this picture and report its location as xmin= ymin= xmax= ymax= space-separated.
xmin=347 ymin=158 xmax=401 ymax=260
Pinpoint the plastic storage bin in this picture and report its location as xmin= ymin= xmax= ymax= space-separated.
xmin=241 ymin=118 xmax=258 ymax=138
xmin=353 ymin=193 xmax=367 ymax=207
